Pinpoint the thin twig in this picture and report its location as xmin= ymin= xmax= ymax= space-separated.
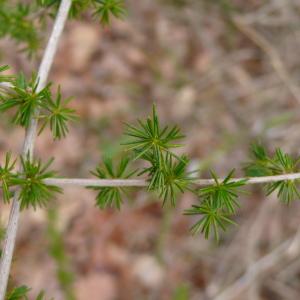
xmin=213 ymin=229 xmax=300 ymax=300
xmin=245 ymin=197 xmax=276 ymax=300
xmin=42 ymin=172 xmax=300 ymax=187
xmin=232 ymin=16 xmax=300 ymax=105
xmin=0 ymin=1 xmax=72 ymax=299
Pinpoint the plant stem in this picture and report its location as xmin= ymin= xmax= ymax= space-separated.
xmin=42 ymin=172 xmax=300 ymax=187
xmin=155 ymin=207 xmax=172 ymax=263
xmin=0 ymin=1 xmax=72 ymax=298
xmin=212 ymin=229 xmax=300 ymax=300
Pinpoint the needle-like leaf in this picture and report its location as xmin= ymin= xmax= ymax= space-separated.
xmin=0 ymin=73 xmax=50 ymax=128
xmin=89 ymin=156 xmax=137 ymax=209
xmin=0 ymin=152 xmax=17 ymax=204
xmin=17 ymin=154 xmax=62 ymax=210
xmin=244 ymin=143 xmax=272 ymax=177
xmin=199 ymin=169 xmax=247 ymax=214
xmin=123 ymin=104 xmax=184 ymax=161
xmin=185 ymin=170 xmax=245 ymax=240
xmin=39 ymin=86 xmax=78 ymax=139
xmin=6 ymin=285 xmax=30 ymax=300
xmin=0 ymin=65 xmax=14 ymax=83
xmin=93 ymin=0 xmax=126 ymax=25
xmin=184 ymin=201 xmax=236 ymax=241
xmin=245 ymin=144 xmax=300 ymax=204
xmin=142 ymin=153 xmax=191 ymax=206
xmin=6 ymin=285 xmax=49 ymax=300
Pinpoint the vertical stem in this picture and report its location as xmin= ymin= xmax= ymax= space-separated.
xmin=156 ymin=208 xmax=172 ymax=263
xmin=47 ymin=207 xmax=76 ymax=300
xmin=0 ymin=1 xmax=72 ymax=298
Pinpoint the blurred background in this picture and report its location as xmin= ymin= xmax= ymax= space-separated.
xmin=1 ymin=0 xmax=300 ymax=299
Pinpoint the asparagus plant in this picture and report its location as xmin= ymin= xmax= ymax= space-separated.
xmin=0 ymin=0 xmax=300 ymax=299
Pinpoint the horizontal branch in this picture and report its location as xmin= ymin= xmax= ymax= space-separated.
xmin=43 ymin=172 xmax=300 ymax=187
xmin=44 ymin=178 xmax=147 ymax=187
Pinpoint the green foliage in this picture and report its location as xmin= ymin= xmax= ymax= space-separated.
xmin=35 ymin=292 xmax=47 ymax=300
xmin=36 ymin=0 xmax=59 ymax=5
xmin=6 ymin=286 xmax=48 ymax=300
xmin=244 ymin=144 xmax=272 ymax=177
xmin=37 ymin=0 xmax=90 ymax=18
xmin=185 ymin=201 xmax=236 ymax=241
xmin=267 ymin=179 xmax=300 ymax=205
xmin=39 ymin=86 xmax=78 ymax=140
xmin=0 ymin=70 xmax=78 ymax=139
xmin=6 ymin=286 xmax=30 ymax=300
xmin=0 ymin=1 xmax=41 ymax=56
xmin=89 ymin=105 xmax=190 ymax=210
xmin=142 ymin=153 xmax=191 ymax=206
xmin=266 ymin=149 xmax=300 ymax=204
xmin=93 ymin=0 xmax=126 ymax=25
xmin=0 ymin=73 xmax=50 ymax=128
xmin=0 ymin=0 xmax=126 ymax=57
xmin=199 ymin=170 xmax=246 ymax=214
xmin=47 ymin=208 xmax=76 ymax=300
xmin=0 ymin=152 xmax=17 ymax=204
xmin=0 ymin=66 xmax=14 ymax=83
xmin=1 ymin=82 xmax=300 ymax=241
xmin=69 ymin=0 xmax=91 ymax=17
xmin=36 ymin=0 xmax=126 ymax=24
xmin=17 ymin=155 xmax=62 ymax=210
xmin=245 ymin=145 xmax=300 ymax=204
xmin=0 ymin=0 xmax=299 ymax=252
xmin=124 ymin=105 xmax=184 ymax=161
xmin=123 ymin=105 xmax=190 ymax=206
xmin=185 ymin=170 xmax=246 ymax=240
xmin=90 ymin=156 xmax=136 ymax=209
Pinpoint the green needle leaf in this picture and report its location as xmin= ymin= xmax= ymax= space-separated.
xmin=185 ymin=169 xmax=245 ymax=240
xmin=89 ymin=156 xmax=137 ymax=209
xmin=0 ymin=152 xmax=17 ymax=204
xmin=17 ymin=154 xmax=62 ymax=210
xmin=6 ymin=285 xmax=50 ymax=300
xmin=123 ymin=104 xmax=185 ymax=161
xmin=245 ymin=144 xmax=300 ymax=204
xmin=184 ymin=201 xmax=236 ymax=241
xmin=6 ymin=285 xmax=31 ymax=300
xmin=93 ymin=0 xmax=126 ymax=25
xmin=143 ymin=153 xmax=191 ymax=206
xmin=0 ymin=73 xmax=51 ymax=128
xmin=39 ymin=86 xmax=78 ymax=140
xmin=0 ymin=65 xmax=14 ymax=83
xmin=199 ymin=169 xmax=246 ymax=214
